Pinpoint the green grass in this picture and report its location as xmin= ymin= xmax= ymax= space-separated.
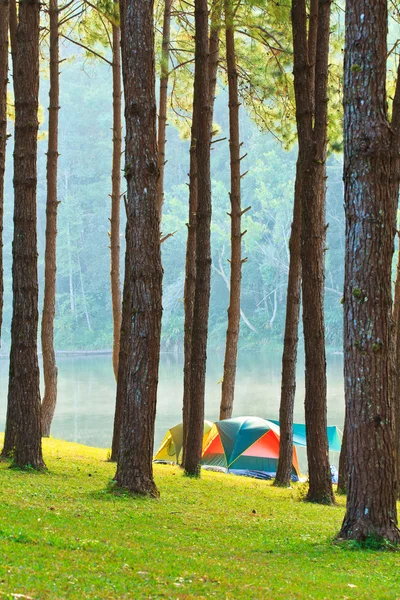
xmin=0 ymin=437 xmax=399 ymax=599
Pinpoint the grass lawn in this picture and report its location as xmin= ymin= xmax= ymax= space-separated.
xmin=0 ymin=437 xmax=399 ymax=599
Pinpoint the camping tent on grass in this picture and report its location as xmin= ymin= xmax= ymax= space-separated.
xmin=270 ymin=420 xmax=342 ymax=452
xmin=201 ymin=416 xmax=300 ymax=479
xmin=154 ymin=420 xmax=213 ymax=464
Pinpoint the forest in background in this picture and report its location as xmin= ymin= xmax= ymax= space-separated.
xmin=1 ymin=52 xmax=345 ymax=353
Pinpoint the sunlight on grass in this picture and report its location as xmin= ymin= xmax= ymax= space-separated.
xmin=0 ymin=435 xmax=399 ymax=599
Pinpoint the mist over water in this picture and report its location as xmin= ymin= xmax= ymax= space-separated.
xmin=0 ymin=350 xmax=344 ymax=471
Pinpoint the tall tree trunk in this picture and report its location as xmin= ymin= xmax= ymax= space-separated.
xmin=182 ymin=0 xmax=220 ymax=461
xmin=115 ymin=0 xmax=163 ymax=495
xmin=2 ymin=0 xmax=44 ymax=469
xmin=393 ymin=244 xmax=400 ymax=497
xmin=0 ymin=0 xmax=8 ymax=347
xmin=41 ymin=0 xmax=60 ymax=438
xmin=156 ymin=0 xmax=172 ymax=219
xmin=292 ymin=0 xmax=333 ymax=504
xmin=274 ymin=164 xmax=302 ymax=486
xmin=182 ymin=0 xmax=211 ymax=477
xmin=219 ymin=0 xmax=242 ymax=421
xmin=338 ymin=0 xmax=400 ymax=542
xmin=110 ymin=12 xmax=122 ymax=382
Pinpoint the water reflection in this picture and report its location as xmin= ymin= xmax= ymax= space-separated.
xmin=0 ymin=350 xmax=344 ymax=468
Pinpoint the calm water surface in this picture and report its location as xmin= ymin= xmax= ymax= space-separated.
xmin=0 ymin=350 xmax=345 ymax=468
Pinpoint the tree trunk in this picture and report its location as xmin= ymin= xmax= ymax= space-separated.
xmin=292 ymin=0 xmax=333 ymax=504
xmin=337 ymin=420 xmax=347 ymax=494
xmin=219 ymin=0 xmax=242 ymax=421
xmin=110 ymin=12 xmax=122 ymax=382
xmin=41 ymin=0 xmax=60 ymax=438
xmin=274 ymin=162 xmax=302 ymax=486
xmin=114 ymin=0 xmax=163 ymax=496
xmin=0 ymin=0 xmax=8 ymax=347
xmin=393 ymin=242 xmax=400 ymax=497
xmin=2 ymin=0 xmax=44 ymax=469
xmin=156 ymin=0 xmax=172 ymax=219
xmin=182 ymin=0 xmax=220 ymax=462
xmin=182 ymin=0 xmax=211 ymax=477
xmin=338 ymin=0 xmax=400 ymax=542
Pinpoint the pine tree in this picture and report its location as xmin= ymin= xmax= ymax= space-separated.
xmin=182 ymin=0 xmax=212 ymax=476
xmin=41 ymin=0 xmax=61 ymax=437
xmin=338 ymin=0 xmax=400 ymax=542
xmin=114 ymin=0 xmax=163 ymax=495
xmin=0 ymin=0 xmax=8 ymax=347
xmin=2 ymin=0 xmax=44 ymax=469
xmin=219 ymin=0 xmax=244 ymax=421
xmin=292 ymin=0 xmax=334 ymax=503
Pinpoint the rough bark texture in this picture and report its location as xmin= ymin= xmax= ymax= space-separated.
xmin=394 ymin=245 xmax=400 ymax=497
xmin=114 ymin=0 xmax=163 ymax=495
xmin=156 ymin=0 xmax=172 ymax=218
xmin=110 ymin=12 xmax=122 ymax=383
xmin=0 ymin=0 xmax=8 ymax=347
xmin=41 ymin=0 xmax=60 ymax=437
xmin=182 ymin=0 xmax=220 ymax=462
xmin=182 ymin=0 xmax=211 ymax=477
xmin=391 ymin=62 xmax=400 ymax=499
xmin=2 ymin=0 xmax=44 ymax=469
xmin=292 ymin=0 xmax=333 ymax=504
xmin=219 ymin=0 xmax=242 ymax=421
xmin=338 ymin=0 xmax=400 ymax=542
xmin=274 ymin=163 xmax=302 ymax=486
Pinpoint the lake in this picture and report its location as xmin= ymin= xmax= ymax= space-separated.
xmin=0 ymin=350 xmax=345 ymax=470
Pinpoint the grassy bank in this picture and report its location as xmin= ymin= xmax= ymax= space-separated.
xmin=0 ymin=437 xmax=399 ymax=599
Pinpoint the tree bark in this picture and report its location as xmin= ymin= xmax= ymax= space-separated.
xmin=114 ymin=0 xmax=163 ymax=495
xmin=156 ymin=0 xmax=172 ymax=219
xmin=219 ymin=0 xmax=242 ymax=421
xmin=182 ymin=0 xmax=220 ymax=463
xmin=110 ymin=11 xmax=122 ymax=382
xmin=0 ymin=0 xmax=8 ymax=347
xmin=393 ymin=244 xmax=400 ymax=497
xmin=274 ymin=162 xmax=302 ymax=486
xmin=390 ymin=65 xmax=400 ymax=498
xmin=2 ymin=0 xmax=44 ymax=469
xmin=292 ymin=0 xmax=334 ymax=504
xmin=41 ymin=0 xmax=60 ymax=438
xmin=338 ymin=0 xmax=400 ymax=542
xmin=182 ymin=0 xmax=211 ymax=477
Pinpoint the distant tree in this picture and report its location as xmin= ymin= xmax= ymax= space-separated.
xmin=109 ymin=1 xmax=122 ymax=383
xmin=0 ymin=0 xmax=8 ymax=347
xmin=2 ymin=0 xmax=45 ymax=469
xmin=41 ymin=0 xmax=60 ymax=437
xmin=292 ymin=0 xmax=334 ymax=503
xmin=156 ymin=0 xmax=172 ymax=218
xmin=219 ymin=0 xmax=244 ymax=421
xmin=338 ymin=0 xmax=400 ymax=542
xmin=182 ymin=0 xmax=212 ymax=476
xmin=114 ymin=0 xmax=163 ymax=495
xmin=182 ymin=0 xmax=220 ymax=461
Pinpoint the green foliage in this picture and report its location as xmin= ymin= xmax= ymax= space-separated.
xmin=0 ymin=436 xmax=399 ymax=598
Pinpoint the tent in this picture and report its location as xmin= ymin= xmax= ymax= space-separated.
xmin=270 ymin=420 xmax=342 ymax=452
xmin=154 ymin=420 xmax=213 ymax=464
xmin=201 ymin=416 xmax=300 ymax=479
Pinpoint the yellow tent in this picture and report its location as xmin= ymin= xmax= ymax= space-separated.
xmin=154 ymin=420 xmax=213 ymax=464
